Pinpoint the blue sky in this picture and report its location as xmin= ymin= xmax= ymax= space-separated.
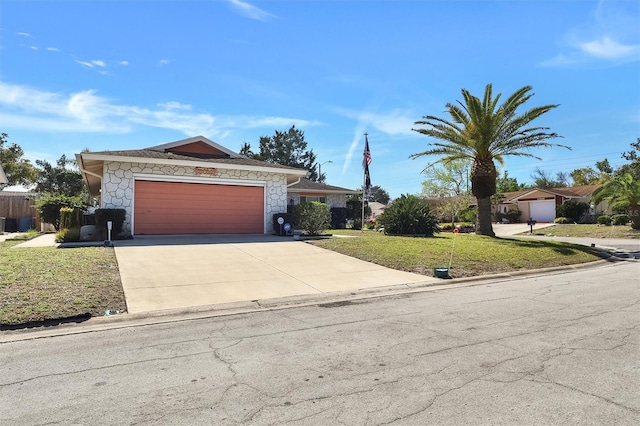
xmin=1 ymin=0 xmax=639 ymax=197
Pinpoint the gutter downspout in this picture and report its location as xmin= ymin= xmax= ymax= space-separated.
xmin=287 ymin=177 xmax=302 ymax=187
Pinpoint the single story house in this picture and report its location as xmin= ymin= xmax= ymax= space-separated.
xmin=77 ymin=136 xmax=356 ymax=236
xmin=495 ymin=185 xmax=606 ymax=223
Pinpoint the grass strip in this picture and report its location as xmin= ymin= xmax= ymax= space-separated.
xmin=0 ymin=240 xmax=126 ymax=326
xmin=312 ymin=231 xmax=601 ymax=278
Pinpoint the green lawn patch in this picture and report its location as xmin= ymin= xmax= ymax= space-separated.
xmin=0 ymin=240 xmax=126 ymax=326
xmin=311 ymin=231 xmax=601 ymax=278
xmin=529 ymin=224 xmax=640 ymax=239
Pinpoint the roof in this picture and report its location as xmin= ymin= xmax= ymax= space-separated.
xmin=77 ymin=136 xmax=309 ymax=196
xmin=499 ymin=185 xmax=603 ymax=203
xmin=287 ymin=178 xmax=359 ymax=194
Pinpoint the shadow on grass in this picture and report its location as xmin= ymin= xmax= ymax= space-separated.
xmin=493 ymin=237 xmax=598 ymax=256
xmin=0 ymin=313 xmax=91 ymax=331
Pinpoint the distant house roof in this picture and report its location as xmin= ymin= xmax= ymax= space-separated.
xmin=502 ymin=185 xmax=602 ymax=202
xmin=287 ymin=178 xmax=359 ymax=194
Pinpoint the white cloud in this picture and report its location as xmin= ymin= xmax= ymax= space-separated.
xmin=158 ymin=59 xmax=172 ymax=66
xmin=46 ymin=47 xmax=60 ymax=52
xmin=28 ymin=45 xmax=39 ymax=51
xmin=91 ymin=60 xmax=106 ymax=67
xmin=0 ymin=82 xmax=318 ymax=138
xmin=227 ymin=0 xmax=276 ymax=21
xmin=337 ymin=108 xmax=416 ymax=137
xmin=119 ymin=60 xmax=129 ymax=66
xmin=15 ymin=32 xmax=31 ymax=37
xmin=578 ymin=36 xmax=640 ymax=59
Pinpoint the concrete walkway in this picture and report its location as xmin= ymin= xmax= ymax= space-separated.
xmin=113 ymin=235 xmax=437 ymax=314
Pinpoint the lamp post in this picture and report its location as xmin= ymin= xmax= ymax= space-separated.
xmin=317 ymin=160 xmax=332 ymax=182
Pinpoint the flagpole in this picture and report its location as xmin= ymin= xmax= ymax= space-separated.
xmin=361 ymin=132 xmax=368 ymax=232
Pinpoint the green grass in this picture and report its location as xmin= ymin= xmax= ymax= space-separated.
xmin=0 ymin=240 xmax=126 ymax=326
xmin=312 ymin=230 xmax=601 ymax=278
xmin=528 ymin=224 xmax=640 ymax=239
xmin=4 ymin=229 xmax=40 ymax=241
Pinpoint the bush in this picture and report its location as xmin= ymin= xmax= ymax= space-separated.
xmin=59 ymin=207 xmax=84 ymax=229
xmin=597 ymin=215 xmax=611 ymax=225
xmin=611 ymin=214 xmax=630 ymax=225
xmin=55 ymin=227 xmax=81 ymax=242
xmin=95 ymin=208 xmax=127 ymax=239
xmin=440 ymin=222 xmax=475 ymax=233
xmin=459 ymin=207 xmax=477 ymax=223
xmin=377 ymin=194 xmax=440 ymax=236
xmin=557 ymin=200 xmax=589 ymax=223
xmin=330 ymin=207 xmax=348 ymax=229
xmin=36 ymin=194 xmax=86 ymax=230
xmin=554 ymin=217 xmax=570 ymax=224
xmin=294 ymin=202 xmax=331 ymax=235
xmin=496 ymin=208 xmax=521 ymax=223
xmin=345 ymin=199 xmax=371 ymax=230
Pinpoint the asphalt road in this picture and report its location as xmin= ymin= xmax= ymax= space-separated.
xmin=1 ymin=262 xmax=639 ymax=425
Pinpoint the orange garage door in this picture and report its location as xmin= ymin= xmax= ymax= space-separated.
xmin=134 ymin=181 xmax=264 ymax=235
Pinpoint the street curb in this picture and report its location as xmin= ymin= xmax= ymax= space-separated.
xmin=0 ymin=257 xmax=618 ymax=343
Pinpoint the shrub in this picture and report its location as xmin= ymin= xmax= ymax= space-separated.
xmin=95 ymin=208 xmax=127 ymax=239
xmin=597 ymin=215 xmax=611 ymax=225
xmin=496 ymin=208 xmax=521 ymax=223
xmin=59 ymin=207 xmax=84 ymax=229
xmin=557 ymin=200 xmax=590 ymax=223
xmin=611 ymin=214 xmax=630 ymax=225
xmin=294 ymin=202 xmax=331 ymax=235
xmin=55 ymin=227 xmax=81 ymax=243
xmin=459 ymin=207 xmax=477 ymax=223
xmin=345 ymin=199 xmax=371 ymax=230
xmin=37 ymin=194 xmax=86 ymax=230
xmin=554 ymin=217 xmax=570 ymax=224
xmin=377 ymin=194 xmax=440 ymax=236
xmin=330 ymin=207 xmax=348 ymax=229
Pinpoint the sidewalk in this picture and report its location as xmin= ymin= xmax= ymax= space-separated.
xmin=10 ymin=233 xmax=59 ymax=248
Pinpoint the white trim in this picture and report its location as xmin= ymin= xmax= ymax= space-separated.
xmin=131 ymin=175 xmax=266 ymax=235
xmin=288 ymin=188 xmax=360 ymax=195
xmin=133 ymin=173 xmax=265 ymax=188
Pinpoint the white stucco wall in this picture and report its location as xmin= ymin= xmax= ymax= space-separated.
xmin=101 ymin=161 xmax=288 ymax=235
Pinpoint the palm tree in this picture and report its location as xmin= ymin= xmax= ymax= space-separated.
xmin=412 ymin=84 xmax=567 ymax=236
xmin=592 ymin=173 xmax=640 ymax=229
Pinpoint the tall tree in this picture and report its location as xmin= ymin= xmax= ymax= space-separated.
xmin=0 ymin=133 xmax=38 ymax=190
xmin=570 ymin=159 xmax=612 ymax=185
xmin=592 ymin=173 xmax=640 ymax=229
xmin=412 ymin=84 xmax=566 ymax=236
xmin=363 ymin=185 xmax=391 ymax=204
xmin=35 ymin=155 xmax=84 ymax=196
xmin=531 ymin=167 xmax=569 ymax=189
xmin=619 ymin=138 xmax=640 ymax=180
xmin=420 ymin=159 xmax=470 ymax=198
xmin=240 ymin=126 xmax=320 ymax=181
xmin=495 ymin=170 xmax=525 ymax=193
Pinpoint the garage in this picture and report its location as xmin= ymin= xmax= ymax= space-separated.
xmin=528 ymin=200 xmax=556 ymax=223
xmin=134 ymin=180 xmax=264 ymax=235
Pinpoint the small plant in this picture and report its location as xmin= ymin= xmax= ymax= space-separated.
xmin=294 ymin=202 xmax=331 ymax=235
xmin=597 ymin=215 xmax=611 ymax=225
xmin=377 ymin=194 xmax=440 ymax=236
xmin=37 ymin=194 xmax=86 ymax=230
xmin=55 ymin=227 xmax=81 ymax=242
xmin=611 ymin=214 xmax=630 ymax=226
xmin=554 ymin=217 xmax=570 ymax=224
xmin=496 ymin=208 xmax=521 ymax=223
xmin=59 ymin=207 xmax=84 ymax=229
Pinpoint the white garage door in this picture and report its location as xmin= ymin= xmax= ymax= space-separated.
xmin=529 ymin=200 xmax=556 ymax=223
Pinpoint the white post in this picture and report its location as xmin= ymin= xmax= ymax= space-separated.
xmin=107 ymin=220 xmax=113 ymax=242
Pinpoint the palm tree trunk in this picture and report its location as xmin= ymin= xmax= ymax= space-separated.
xmin=476 ymin=196 xmax=495 ymax=236
xmin=630 ymin=206 xmax=640 ymax=230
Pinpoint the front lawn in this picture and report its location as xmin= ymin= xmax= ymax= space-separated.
xmin=0 ymin=240 xmax=126 ymax=327
xmin=529 ymin=224 xmax=640 ymax=239
xmin=312 ymin=231 xmax=601 ymax=278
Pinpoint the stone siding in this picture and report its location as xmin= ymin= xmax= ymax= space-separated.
xmin=102 ymin=161 xmax=288 ymax=235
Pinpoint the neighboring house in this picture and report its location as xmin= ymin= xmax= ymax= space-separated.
xmin=495 ymin=185 xmax=606 ymax=223
xmin=76 ymin=136 xmax=357 ymax=236
xmin=367 ymin=201 xmax=387 ymax=219
xmin=287 ymin=178 xmax=359 ymax=208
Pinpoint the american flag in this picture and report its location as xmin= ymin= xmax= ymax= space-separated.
xmin=363 ymin=134 xmax=371 ymax=192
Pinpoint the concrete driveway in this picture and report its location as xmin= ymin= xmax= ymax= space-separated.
xmin=113 ymin=235 xmax=435 ymax=314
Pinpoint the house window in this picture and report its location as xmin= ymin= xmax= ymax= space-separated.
xmin=300 ymin=196 xmax=326 ymax=204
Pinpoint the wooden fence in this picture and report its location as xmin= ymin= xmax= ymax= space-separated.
xmin=0 ymin=192 xmax=41 ymax=232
